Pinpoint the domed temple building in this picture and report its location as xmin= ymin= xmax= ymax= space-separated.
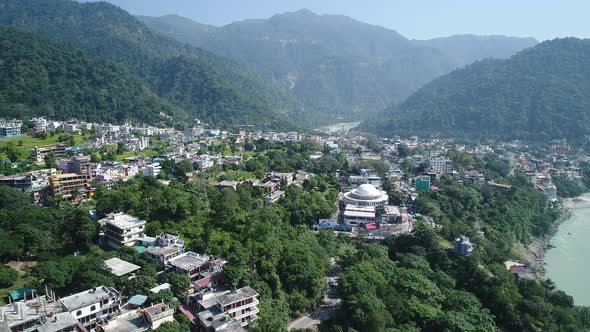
xmin=341 ymin=184 xmax=388 ymax=212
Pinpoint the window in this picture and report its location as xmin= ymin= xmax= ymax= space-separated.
xmin=103 ymin=299 xmax=109 ymax=305
xmin=76 ymin=310 xmax=82 ymax=317
xmin=90 ymin=305 xmax=96 ymax=311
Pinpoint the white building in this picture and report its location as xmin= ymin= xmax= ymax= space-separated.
xmin=142 ymin=163 xmax=162 ymax=178
xmin=59 ymin=286 xmax=121 ymax=330
xmin=197 ymin=287 xmax=259 ymax=330
xmin=341 ymin=184 xmax=388 ymax=213
xmin=429 ymin=157 xmax=454 ymax=175
xmin=32 ymin=117 xmax=48 ymax=132
xmin=342 ymin=205 xmax=376 ymax=226
xmin=145 ymin=233 xmax=186 ymax=266
xmin=0 ymin=119 xmax=23 ymax=139
xmin=101 ymin=213 xmax=146 ymax=248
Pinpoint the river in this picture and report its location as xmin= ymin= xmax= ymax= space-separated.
xmin=545 ymin=194 xmax=590 ymax=306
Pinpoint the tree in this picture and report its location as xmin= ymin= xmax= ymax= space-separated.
xmin=166 ymin=273 xmax=190 ymax=298
xmin=153 ymin=321 xmax=184 ymax=332
xmin=127 ymin=275 xmax=155 ymax=296
xmin=4 ymin=142 xmax=19 ymax=162
xmin=44 ymin=152 xmax=57 ymax=168
xmin=397 ymin=144 xmax=409 ymax=157
xmin=116 ymin=142 xmax=127 ymax=155
xmin=0 ymin=266 xmax=18 ymax=287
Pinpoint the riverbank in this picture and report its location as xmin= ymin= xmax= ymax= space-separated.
xmin=522 ymin=193 xmax=590 ymax=276
xmin=315 ymin=122 xmax=361 ymax=134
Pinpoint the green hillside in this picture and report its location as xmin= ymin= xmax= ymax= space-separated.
xmin=364 ymin=38 xmax=590 ymax=141
xmin=0 ymin=26 xmax=181 ymax=124
xmin=0 ymin=0 xmax=300 ymax=129
xmin=138 ymin=11 xmax=536 ymax=124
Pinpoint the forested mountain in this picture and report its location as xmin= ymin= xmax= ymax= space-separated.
xmin=363 ymin=38 xmax=590 ymax=141
xmin=138 ymin=11 xmax=536 ymax=123
xmin=413 ymin=34 xmax=538 ymax=67
xmin=0 ymin=0 xmax=300 ymax=129
xmin=0 ymin=26 xmax=181 ymax=124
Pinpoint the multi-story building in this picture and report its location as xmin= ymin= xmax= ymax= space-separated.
xmin=35 ymin=145 xmax=67 ymax=163
xmin=102 ymin=213 xmax=146 ymax=248
xmin=63 ymin=123 xmax=81 ymax=135
xmin=264 ymin=190 xmax=284 ymax=204
xmin=268 ymin=172 xmax=293 ymax=186
xmin=32 ymin=117 xmax=48 ymax=132
xmin=143 ymin=163 xmax=162 ymax=178
xmin=429 ymin=157 xmax=454 ymax=176
xmin=0 ymin=293 xmax=84 ymax=332
xmin=340 ymin=184 xmax=388 ymax=213
xmin=342 ymin=205 xmax=376 ymax=226
xmin=0 ymin=174 xmax=35 ymax=193
xmin=0 ymin=119 xmax=23 ymax=139
xmin=142 ymin=303 xmax=175 ymax=330
xmin=196 ymin=287 xmax=259 ymax=330
xmin=381 ymin=205 xmax=401 ymax=224
xmin=145 ymin=233 xmax=186 ymax=266
xmin=49 ymin=173 xmax=91 ymax=198
xmin=167 ymin=252 xmax=215 ymax=280
xmin=59 ymin=286 xmax=121 ymax=330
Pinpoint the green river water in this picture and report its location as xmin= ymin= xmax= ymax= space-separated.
xmin=545 ymin=197 xmax=590 ymax=306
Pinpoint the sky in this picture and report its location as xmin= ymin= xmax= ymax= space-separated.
xmin=85 ymin=0 xmax=590 ymax=41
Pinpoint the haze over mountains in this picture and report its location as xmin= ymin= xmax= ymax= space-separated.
xmin=138 ymin=10 xmax=537 ymax=123
xmin=6 ymin=0 xmax=581 ymax=139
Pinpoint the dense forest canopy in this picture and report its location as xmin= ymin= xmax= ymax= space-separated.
xmin=0 ymin=26 xmax=180 ymax=124
xmin=0 ymin=0 xmax=301 ymax=129
xmin=363 ymin=38 xmax=590 ymax=142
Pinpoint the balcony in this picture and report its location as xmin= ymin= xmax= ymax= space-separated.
xmin=224 ymin=298 xmax=259 ymax=315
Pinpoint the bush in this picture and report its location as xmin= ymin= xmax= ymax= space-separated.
xmin=0 ymin=267 xmax=19 ymax=288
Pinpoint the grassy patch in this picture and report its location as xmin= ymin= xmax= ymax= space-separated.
xmin=115 ymin=149 xmax=159 ymax=162
xmin=0 ymin=273 xmax=36 ymax=305
xmin=0 ymin=134 xmax=86 ymax=161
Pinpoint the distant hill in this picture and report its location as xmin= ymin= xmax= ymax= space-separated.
xmin=138 ymin=11 xmax=536 ymax=123
xmin=362 ymin=38 xmax=590 ymax=141
xmin=413 ymin=34 xmax=538 ymax=67
xmin=0 ymin=26 xmax=181 ymax=124
xmin=0 ymin=0 xmax=300 ymax=129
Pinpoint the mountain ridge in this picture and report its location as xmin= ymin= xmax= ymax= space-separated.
xmin=362 ymin=37 xmax=590 ymax=141
xmin=0 ymin=0 xmax=301 ymax=130
xmin=0 ymin=25 xmax=182 ymax=124
xmin=138 ymin=11 xmax=538 ymax=124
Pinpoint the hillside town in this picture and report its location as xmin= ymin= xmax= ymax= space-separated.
xmin=2 ymin=116 xmax=589 ymax=331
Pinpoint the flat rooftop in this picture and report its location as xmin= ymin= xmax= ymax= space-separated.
xmin=146 ymin=245 xmax=183 ymax=257
xmin=144 ymin=303 xmax=173 ymax=319
xmin=37 ymin=312 xmax=79 ymax=332
xmin=103 ymin=257 xmax=141 ymax=277
xmin=168 ymin=252 xmax=209 ymax=270
xmin=215 ymin=287 xmax=258 ymax=306
xmin=60 ymin=286 xmax=118 ymax=311
xmin=102 ymin=213 xmax=146 ymax=229
xmin=0 ymin=295 xmax=62 ymax=330
xmin=100 ymin=310 xmax=147 ymax=332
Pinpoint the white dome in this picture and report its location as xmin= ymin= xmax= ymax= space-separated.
xmin=352 ymin=184 xmax=381 ymax=199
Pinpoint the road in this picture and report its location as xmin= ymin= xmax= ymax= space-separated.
xmin=288 ymin=259 xmax=341 ymax=331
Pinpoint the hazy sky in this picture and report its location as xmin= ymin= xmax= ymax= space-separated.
xmin=86 ymin=0 xmax=589 ymax=41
